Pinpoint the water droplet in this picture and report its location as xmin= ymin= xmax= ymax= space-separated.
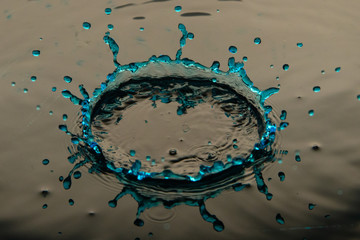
xmin=11 ymin=82 xmax=16 ymax=86
xmin=297 ymin=42 xmax=303 ymax=48
xmin=280 ymin=110 xmax=287 ymax=120
xmin=148 ymin=232 xmax=153 ymax=237
xmin=107 ymin=24 xmax=114 ymax=30
xmin=242 ymin=56 xmax=248 ymax=62
xmin=139 ymin=27 xmax=144 ymax=31
xmin=42 ymin=159 xmax=49 ymax=165
xmin=321 ymin=70 xmax=325 ymax=74
xmin=313 ymin=86 xmax=320 ymax=92
xmin=31 ymin=76 xmax=37 ymax=82
xmin=49 ymin=110 xmax=53 ymax=116
xmin=23 ymin=88 xmax=28 ymax=93
xmin=62 ymin=114 xmax=68 ymax=121
xmin=357 ymin=95 xmax=360 ymax=101
xmin=276 ymin=213 xmax=285 ymax=224
xmin=105 ymin=8 xmax=112 ymax=15
xmin=69 ymin=199 xmax=75 ymax=206
xmin=42 ymin=204 xmax=48 ymax=209
xmin=169 ymin=149 xmax=177 ymax=155
xmin=174 ymin=6 xmax=182 ymax=12
xmin=335 ymin=67 xmax=341 ymax=72
xmin=270 ymin=64 xmax=274 ymax=68
xmin=64 ymin=76 xmax=72 ymax=83
xmin=59 ymin=176 xmax=64 ymax=182
xmin=146 ymin=156 xmax=151 ymax=161
xmin=276 ymin=76 xmax=279 ymax=81
xmin=282 ymin=64 xmax=289 ymax=71
xmin=312 ymin=145 xmax=320 ymax=151
xmin=32 ymin=50 xmax=40 ymax=56
xmin=228 ymin=46 xmax=237 ymax=54
xmin=278 ymin=172 xmax=285 ymax=181
xmin=324 ymin=214 xmax=331 ymax=219
xmin=134 ymin=218 xmax=144 ymax=227
xmin=254 ymin=37 xmax=261 ymax=44
xmin=52 ymin=87 xmax=57 ymax=92
xmin=211 ymin=78 xmax=217 ymax=83
xmin=36 ymin=105 xmax=41 ymax=110
xmin=308 ymin=109 xmax=314 ymax=116
xmin=130 ymin=149 xmax=136 ymax=156
xmin=308 ymin=203 xmax=316 ymax=210
xmin=73 ymin=171 xmax=82 ymax=179
xmin=295 ymin=152 xmax=301 ymax=162
xmin=83 ymin=22 xmax=91 ymax=30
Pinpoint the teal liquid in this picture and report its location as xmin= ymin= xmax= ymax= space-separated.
xmin=58 ymin=23 xmax=282 ymax=232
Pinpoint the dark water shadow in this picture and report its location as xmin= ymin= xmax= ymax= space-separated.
xmin=114 ymin=3 xmax=136 ymax=9
xmin=180 ymin=12 xmax=212 ymax=17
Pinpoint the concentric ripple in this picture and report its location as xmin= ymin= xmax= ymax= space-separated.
xmin=59 ymin=23 xmax=282 ymax=231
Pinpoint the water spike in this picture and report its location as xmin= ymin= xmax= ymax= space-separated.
xmin=198 ymin=200 xmax=224 ymax=232
xmin=260 ymin=88 xmax=280 ymax=105
xmin=79 ymin=84 xmax=90 ymax=99
xmin=210 ymin=61 xmax=220 ymax=72
xmin=103 ymin=34 xmax=120 ymax=68
xmin=176 ymin=23 xmax=189 ymax=60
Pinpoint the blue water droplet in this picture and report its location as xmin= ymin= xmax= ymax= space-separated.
xmin=313 ymin=86 xmax=320 ymax=92
xmin=64 ymin=76 xmax=72 ymax=83
xmin=308 ymin=109 xmax=314 ymax=116
xmin=276 ymin=76 xmax=279 ymax=80
xmin=130 ymin=150 xmax=136 ymax=156
xmin=52 ymin=87 xmax=57 ymax=92
xmin=134 ymin=218 xmax=144 ymax=227
xmin=42 ymin=204 xmax=48 ymax=209
xmin=69 ymin=199 xmax=75 ymax=206
xmin=23 ymin=88 xmax=28 ymax=93
xmin=139 ymin=27 xmax=144 ymax=31
xmin=308 ymin=203 xmax=316 ymax=210
xmin=32 ymin=50 xmax=40 ymax=56
xmin=83 ymin=22 xmax=91 ymax=30
xmin=63 ymin=176 xmax=72 ymax=190
xmin=228 ymin=46 xmax=237 ymax=54
xmin=321 ymin=70 xmax=325 ymax=74
xmin=62 ymin=114 xmax=68 ymax=121
xmin=11 ymin=82 xmax=16 ymax=86
xmin=297 ymin=42 xmax=303 ymax=48
xmin=335 ymin=67 xmax=341 ymax=72
xmin=49 ymin=110 xmax=53 ymax=116
xmin=36 ymin=105 xmax=41 ymax=110
xmin=42 ymin=159 xmax=50 ymax=165
xmin=31 ymin=76 xmax=37 ymax=82
xmin=270 ymin=64 xmax=274 ymax=68
xmin=174 ymin=6 xmax=182 ymax=12
xmin=276 ymin=213 xmax=285 ymax=224
xmin=254 ymin=37 xmax=261 ymax=44
xmin=108 ymin=200 xmax=117 ymax=208
xmin=283 ymin=64 xmax=289 ymax=71
xmin=187 ymin=32 xmax=194 ymax=40
xmin=73 ymin=171 xmax=82 ymax=179
xmin=242 ymin=56 xmax=248 ymax=62
xmin=357 ymin=95 xmax=360 ymax=101
xmin=278 ymin=172 xmax=285 ymax=181
xmin=107 ymin=24 xmax=114 ymax=30
xmin=280 ymin=110 xmax=287 ymax=120
xmin=105 ymin=8 xmax=112 ymax=15
xmin=59 ymin=176 xmax=64 ymax=182
xmin=146 ymin=156 xmax=151 ymax=161
xmin=295 ymin=152 xmax=301 ymax=162
xmin=279 ymin=122 xmax=289 ymax=130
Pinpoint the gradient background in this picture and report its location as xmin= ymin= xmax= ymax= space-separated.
xmin=0 ymin=0 xmax=359 ymax=239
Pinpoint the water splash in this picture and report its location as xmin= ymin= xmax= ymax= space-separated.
xmin=59 ymin=23 xmax=282 ymax=231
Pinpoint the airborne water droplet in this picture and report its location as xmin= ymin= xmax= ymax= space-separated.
xmin=308 ymin=109 xmax=314 ymax=116
xmin=23 ymin=88 xmax=28 ymax=93
xmin=31 ymin=76 xmax=37 ymax=82
xmin=278 ymin=172 xmax=285 ymax=181
xmin=52 ymin=87 xmax=57 ymax=92
xmin=174 ymin=6 xmax=182 ymax=12
xmin=297 ymin=42 xmax=303 ymax=48
xmin=295 ymin=151 xmax=301 ymax=162
xmin=276 ymin=213 xmax=285 ymax=224
xmin=308 ymin=203 xmax=316 ymax=210
xmin=282 ymin=64 xmax=289 ymax=71
xmin=83 ymin=22 xmax=91 ymax=30
xmin=107 ymin=24 xmax=114 ymax=30
xmin=105 ymin=8 xmax=112 ymax=15
xmin=11 ymin=82 xmax=16 ymax=86
xmin=242 ymin=56 xmax=248 ymax=62
xmin=130 ymin=149 xmax=136 ymax=157
xmin=32 ymin=50 xmax=40 ymax=56
xmin=42 ymin=159 xmax=50 ymax=165
xmin=254 ymin=37 xmax=261 ymax=44
xmin=335 ymin=67 xmax=341 ymax=72
xmin=313 ymin=86 xmax=320 ymax=92
xmin=228 ymin=46 xmax=237 ymax=54
xmin=42 ymin=204 xmax=48 ymax=209
xmin=64 ymin=76 xmax=72 ymax=83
